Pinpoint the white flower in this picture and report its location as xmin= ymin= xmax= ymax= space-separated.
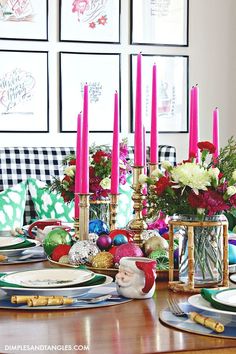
xmin=139 ymin=174 xmax=148 ymax=184
xmin=226 ymin=186 xmax=236 ymax=197
xmin=208 ymin=167 xmax=220 ymax=179
xmin=161 ymin=160 xmax=172 ymax=170
xmin=232 ymin=170 xmax=236 ymax=182
xmin=64 ymin=165 xmax=76 ymax=177
xmin=99 ymin=177 xmax=111 ymax=190
xmin=151 ymin=168 xmax=162 ymax=178
xmin=171 ymin=162 xmax=211 ymax=194
xmin=197 ymin=208 xmax=205 ymax=215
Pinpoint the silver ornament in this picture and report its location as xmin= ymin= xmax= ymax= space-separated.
xmin=88 ymin=233 xmax=99 ymax=244
xmin=141 ymin=229 xmax=160 ymax=241
xmin=68 ymin=240 xmax=100 ymax=265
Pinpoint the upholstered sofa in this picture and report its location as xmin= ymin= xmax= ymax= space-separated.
xmin=0 ymin=145 xmax=176 ymax=229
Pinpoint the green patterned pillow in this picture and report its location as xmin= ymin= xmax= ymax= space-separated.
xmin=27 ymin=178 xmax=74 ymax=222
xmin=27 ymin=176 xmax=133 ymax=227
xmin=0 ymin=181 xmax=27 ymax=230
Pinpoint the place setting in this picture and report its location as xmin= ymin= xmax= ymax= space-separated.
xmin=0 ymin=267 xmax=132 ymax=311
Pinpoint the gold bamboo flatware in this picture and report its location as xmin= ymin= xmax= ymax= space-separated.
xmin=11 ymin=294 xmax=115 ymax=307
xmin=167 ymin=297 xmax=224 ymax=333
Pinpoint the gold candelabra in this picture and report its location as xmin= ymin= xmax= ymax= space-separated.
xmin=109 ymin=194 xmax=119 ymax=231
xmin=78 ymin=193 xmax=90 ymax=240
xmin=127 ymin=166 xmax=148 ymax=245
xmin=149 ymin=162 xmax=159 ymax=177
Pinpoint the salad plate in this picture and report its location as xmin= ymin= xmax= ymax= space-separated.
xmin=0 ymin=236 xmax=25 ymax=248
xmin=188 ymin=294 xmax=236 ymax=316
xmin=0 ymin=240 xmax=41 ymax=256
xmin=212 ymin=289 xmax=236 ymax=307
xmin=0 ymin=274 xmax=113 ymax=297
xmin=1 ymin=268 xmax=94 ymax=288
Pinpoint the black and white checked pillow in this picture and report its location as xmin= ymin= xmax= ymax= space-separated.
xmin=0 ymin=145 xmax=176 ymax=224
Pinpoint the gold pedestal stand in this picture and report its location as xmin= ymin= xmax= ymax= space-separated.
xmin=127 ymin=166 xmax=148 ymax=245
xmin=168 ymin=219 xmax=229 ymax=293
xmin=78 ymin=193 xmax=90 ymax=241
xmin=109 ymin=194 xmax=119 ymax=231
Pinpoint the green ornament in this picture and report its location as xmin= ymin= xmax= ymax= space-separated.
xmin=43 ymin=228 xmax=72 ymax=256
xmin=148 ymin=249 xmax=169 ymax=271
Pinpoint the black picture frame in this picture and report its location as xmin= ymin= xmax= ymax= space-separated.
xmin=0 ymin=0 xmax=48 ymax=41
xmin=60 ymin=52 xmax=121 ymax=133
xmin=131 ymin=0 xmax=189 ymax=47
xmin=130 ymin=54 xmax=189 ymax=134
xmin=0 ymin=50 xmax=49 ymax=133
xmin=59 ymin=0 xmax=120 ymax=44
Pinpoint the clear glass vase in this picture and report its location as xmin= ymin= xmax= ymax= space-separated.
xmin=175 ymin=214 xmax=225 ymax=287
xmin=89 ymin=199 xmax=110 ymax=225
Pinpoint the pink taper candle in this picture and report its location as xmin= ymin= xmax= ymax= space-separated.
xmin=193 ymin=85 xmax=199 ymax=162
xmin=74 ymin=112 xmax=82 ymax=219
xmin=134 ymin=53 xmax=144 ymax=166
xmin=188 ymin=87 xmax=194 ymax=159
xmin=143 ymin=125 xmax=147 ymax=174
xmin=150 ymin=63 xmax=158 ymax=164
xmin=213 ymin=107 xmax=219 ymax=159
xmin=81 ymin=84 xmax=89 ymax=193
xmin=111 ymin=91 xmax=119 ymax=194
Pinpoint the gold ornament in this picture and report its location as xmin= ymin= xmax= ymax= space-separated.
xmin=91 ymin=252 xmax=114 ymax=268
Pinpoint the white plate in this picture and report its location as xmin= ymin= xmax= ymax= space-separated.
xmin=0 ymin=236 xmax=25 ymax=248
xmin=188 ymin=294 xmax=236 ymax=316
xmin=1 ymin=269 xmax=94 ymax=288
xmin=212 ymin=289 xmax=236 ymax=307
xmin=0 ymin=275 xmax=113 ymax=297
xmin=230 ymin=273 xmax=236 ymax=283
xmin=0 ymin=240 xmax=41 ymax=256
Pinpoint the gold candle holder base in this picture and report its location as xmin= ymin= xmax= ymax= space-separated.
xmin=127 ymin=166 xmax=148 ymax=246
xmin=109 ymin=194 xmax=119 ymax=231
xmin=149 ymin=162 xmax=159 ymax=177
xmin=79 ymin=193 xmax=90 ymax=241
xmin=73 ymin=218 xmax=80 ymax=240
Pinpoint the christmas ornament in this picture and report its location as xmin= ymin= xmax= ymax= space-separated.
xmin=109 ymin=229 xmax=134 ymax=242
xmin=141 ymin=229 xmax=160 ymax=242
xmin=43 ymin=228 xmax=72 ymax=256
xmin=96 ymin=234 xmax=112 ymax=251
xmin=144 ymin=235 xmax=169 ymax=256
xmin=148 ymin=249 xmax=169 ymax=270
xmin=89 ymin=219 xmax=109 ymax=235
xmin=51 ymin=244 xmax=71 ymax=262
xmin=91 ymin=252 xmax=114 ymax=268
xmin=113 ymin=234 xmax=128 ymax=246
xmin=228 ymin=243 xmax=236 ymax=264
xmin=58 ymin=255 xmax=70 ymax=264
xmin=68 ymin=240 xmax=100 ymax=265
xmin=114 ymin=243 xmax=143 ymax=264
xmin=109 ymin=245 xmax=118 ymax=256
xmin=88 ymin=233 xmax=99 ymax=244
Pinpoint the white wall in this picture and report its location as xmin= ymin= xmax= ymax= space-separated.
xmin=0 ymin=0 xmax=235 ymax=163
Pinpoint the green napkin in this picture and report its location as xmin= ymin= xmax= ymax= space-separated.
xmin=0 ymin=238 xmax=36 ymax=250
xmin=201 ymin=288 xmax=236 ymax=312
xmin=0 ymin=272 xmax=106 ymax=289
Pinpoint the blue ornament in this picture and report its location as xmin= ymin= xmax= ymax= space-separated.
xmin=228 ymin=244 xmax=236 ymax=264
xmin=89 ymin=219 xmax=109 ymax=235
xmin=113 ymin=234 xmax=128 ymax=246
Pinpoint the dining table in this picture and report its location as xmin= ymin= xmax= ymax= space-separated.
xmin=1 ymin=260 xmax=236 ymax=354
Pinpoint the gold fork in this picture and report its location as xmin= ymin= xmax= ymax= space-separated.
xmin=167 ymin=297 xmax=224 ymax=333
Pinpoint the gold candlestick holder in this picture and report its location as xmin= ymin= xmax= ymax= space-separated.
xmin=79 ymin=193 xmax=90 ymax=240
xmin=149 ymin=162 xmax=159 ymax=177
xmin=127 ymin=166 xmax=148 ymax=245
xmin=73 ymin=218 xmax=80 ymax=240
xmin=109 ymin=194 xmax=119 ymax=231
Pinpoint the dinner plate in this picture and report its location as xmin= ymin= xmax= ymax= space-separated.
xmin=212 ymin=289 xmax=236 ymax=307
xmin=0 ymin=240 xmax=41 ymax=256
xmin=230 ymin=273 xmax=236 ymax=283
xmin=0 ymin=236 xmax=25 ymax=248
xmin=188 ymin=294 xmax=236 ymax=316
xmin=1 ymin=268 xmax=94 ymax=288
xmin=0 ymin=275 xmax=113 ymax=297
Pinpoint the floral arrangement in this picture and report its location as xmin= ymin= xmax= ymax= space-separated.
xmin=50 ymin=139 xmax=131 ymax=202
xmin=140 ymin=139 xmax=236 ymax=221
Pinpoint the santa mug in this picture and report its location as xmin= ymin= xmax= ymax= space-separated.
xmin=115 ymin=257 xmax=157 ymax=299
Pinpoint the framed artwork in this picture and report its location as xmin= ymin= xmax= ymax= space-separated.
xmin=131 ymin=54 xmax=189 ymax=133
xmin=60 ymin=52 xmax=120 ymax=132
xmin=0 ymin=0 xmax=48 ymax=41
xmin=60 ymin=0 xmax=120 ymax=43
xmin=0 ymin=50 xmax=49 ymax=132
xmin=131 ymin=0 xmax=188 ymax=46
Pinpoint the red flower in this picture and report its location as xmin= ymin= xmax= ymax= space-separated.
xmin=197 ymin=141 xmax=216 ymax=154
xmin=188 ymin=191 xmax=206 ymax=209
xmin=62 ymin=175 xmax=72 ymax=183
xmin=98 ymin=16 xmax=107 ymax=25
xmin=229 ymin=194 xmax=236 ymax=208
xmin=155 ymin=176 xmax=171 ymax=196
xmin=69 ymin=159 xmax=76 ymax=166
xmin=92 ymin=150 xmax=108 ymax=163
xmin=202 ymin=190 xmax=230 ymax=215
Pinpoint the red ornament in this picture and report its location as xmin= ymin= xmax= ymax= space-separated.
xmin=162 ymin=233 xmax=169 ymax=240
xmin=51 ymin=244 xmax=71 ymax=262
xmin=109 ymin=246 xmax=118 ymax=256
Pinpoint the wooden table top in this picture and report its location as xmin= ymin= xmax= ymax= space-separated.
xmin=0 ymin=261 xmax=236 ymax=354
